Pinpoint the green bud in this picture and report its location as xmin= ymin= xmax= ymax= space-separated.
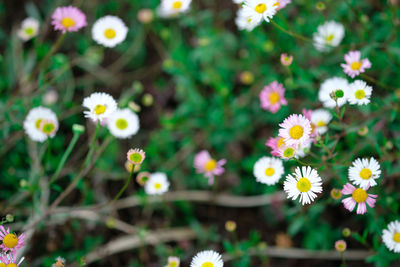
xmin=342 ymin=228 xmax=351 ymax=237
xmin=72 ymin=124 xmax=85 ymax=134
xmin=142 ymin=93 xmax=154 ymax=107
xmin=6 ymin=214 xmax=14 ymax=222
xmin=335 ymin=89 xmax=344 ymax=98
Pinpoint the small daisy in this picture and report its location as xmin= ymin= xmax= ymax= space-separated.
xmin=348 ymin=157 xmax=381 ymax=189
xmin=190 ymin=250 xmax=223 ymax=267
xmin=275 ymin=0 xmax=291 ymax=10
xmin=330 ymin=188 xmax=342 ymax=200
xmin=335 ymin=240 xmax=347 ymax=252
xmin=278 ymin=144 xmax=297 ymax=160
xmin=127 ymin=148 xmax=145 ymax=165
xmin=92 ymin=16 xmax=128 ymax=48
xmin=260 ymin=81 xmax=288 ymax=113
xmin=283 ymin=166 xmax=323 ymax=205
xmin=194 ymin=150 xmax=226 ymax=185
xmin=347 ymin=80 xmax=372 ymax=105
xmin=107 ymin=109 xmax=140 ymax=139
xmin=341 ymin=183 xmax=377 ymax=214
xmin=0 ymin=253 xmax=24 ymax=267
xmin=278 ymin=114 xmax=312 ymax=146
xmin=382 ymin=220 xmax=400 ymax=253
xmin=294 ymin=141 xmax=311 ymax=159
xmin=242 ymin=0 xmax=279 ymax=24
xmin=23 ymin=106 xmax=58 ymax=142
xmin=145 ymin=172 xmax=170 ymax=195
xmin=165 ymin=256 xmax=180 ymax=267
xmin=313 ymin=21 xmax=345 ymax=52
xmin=341 ymin=50 xmax=372 ymax=78
xmin=51 ymin=6 xmax=87 ymax=33
xmin=280 ymin=53 xmax=293 ymax=66
xmin=318 ymin=77 xmax=349 ymax=108
xmin=136 ymin=171 xmax=150 ymax=186
xmin=17 ymin=17 xmax=39 ymax=41
xmin=235 ymin=8 xmax=262 ymax=31
xmin=310 ymin=109 xmax=332 ymax=135
xmin=253 ymin=156 xmax=284 ymax=185
xmin=52 ymin=256 xmax=66 ymax=267
xmin=158 ymin=0 xmax=192 ymax=18
xmin=82 ymin=92 xmax=117 ymax=123
xmin=0 ymin=226 xmax=25 ymax=253
xmin=266 ymin=136 xmax=286 ymax=157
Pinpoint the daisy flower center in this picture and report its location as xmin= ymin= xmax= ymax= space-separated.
xmin=289 ymin=125 xmax=304 ymax=139
xmin=350 ymin=61 xmax=362 ymax=70
xmin=6 ymin=264 xmax=18 ymax=267
xmin=129 ymin=153 xmax=143 ymax=164
xmin=355 ymin=89 xmax=365 ymax=100
xmin=61 ymin=17 xmax=75 ymax=28
xmin=94 ymin=104 xmax=106 ymax=115
xmin=265 ymin=167 xmax=275 ymax=176
xmin=35 ymin=119 xmax=43 ymax=129
xmin=154 ymin=183 xmax=162 ymax=189
xmin=283 ymin=147 xmax=294 ymax=158
xmin=201 ymin=262 xmax=214 ymax=267
xmin=277 ymin=137 xmax=285 ymax=148
xmin=204 ymin=159 xmax=217 ymax=171
xmin=172 ymin=1 xmax=183 ymax=9
xmin=296 ymin=177 xmax=311 ymax=192
xmin=393 ymin=232 xmax=400 ymax=243
xmin=40 ymin=120 xmax=57 ymax=135
xmin=104 ymin=28 xmax=116 ymax=39
xmin=273 ymin=1 xmax=280 ymax=7
xmin=3 ymin=233 xmax=18 ymax=249
xmin=352 ymin=188 xmax=367 ymax=203
xmin=116 ymin=119 xmax=128 ymax=130
xmin=0 ymin=264 xmax=5 ymax=267
xmin=359 ymin=168 xmax=372 ymax=179
xmin=269 ymin=92 xmax=280 ymax=104
xmin=317 ymin=121 xmax=326 ymax=127
xmin=325 ymin=34 xmax=334 ymax=42
xmin=255 ymin=3 xmax=267 ymax=14
xmin=25 ymin=27 xmax=34 ymax=35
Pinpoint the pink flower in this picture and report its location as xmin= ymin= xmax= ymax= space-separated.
xmin=266 ymin=136 xmax=285 ymax=157
xmin=302 ymin=109 xmax=317 ymax=139
xmin=127 ymin=148 xmax=146 ymax=165
xmin=280 ymin=53 xmax=293 ymax=66
xmin=335 ymin=240 xmax=347 ymax=252
xmin=341 ymin=183 xmax=377 ymax=215
xmin=276 ymin=0 xmax=291 ymax=10
xmin=259 ymin=81 xmax=288 ymax=113
xmin=0 ymin=252 xmax=24 ymax=266
xmin=0 ymin=226 xmax=25 ymax=253
xmin=341 ymin=50 xmax=371 ymax=78
xmin=51 ymin=6 xmax=87 ymax=33
xmin=278 ymin=114 xmax=312 ymax=147
xmin=194 ymin=150 xmax=226 ymax=185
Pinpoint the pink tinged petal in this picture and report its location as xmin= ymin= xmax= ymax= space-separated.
xmin=356 ymin=202 xmax=367 ymax=214
xmin=366 ymin=196 xmax=377 ymax=207
xmin=341 ymin=183 xmax=355 ymax=195
xmin=362 ymin=58 xmax=372 ymax=69
xmin=342 ymin=197 xmax=356 ymax=212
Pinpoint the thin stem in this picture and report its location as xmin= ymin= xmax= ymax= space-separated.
xmin=270 ymin=20 xmax=312 ymax=43
xmin=112 ymin=168 xmax=135 ymax=202
xmin=84 ymin=122 xmax=100 ymax=167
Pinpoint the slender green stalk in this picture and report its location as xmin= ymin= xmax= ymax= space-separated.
xmin=84 ymin=122 xmax=100 ymax=167
xmin=112 ymin=168 xmax=135 ymax=202
xmin=270 ymin=20 xmax=312 ymax=43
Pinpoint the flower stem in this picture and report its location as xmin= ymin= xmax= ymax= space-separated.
xmin=112 ymin=168 xmax=135 ymax=202
xmin=270 ymin=20 xmax=312 ymax=43
xmin=84 ymin=122 xmax=100 ymax=167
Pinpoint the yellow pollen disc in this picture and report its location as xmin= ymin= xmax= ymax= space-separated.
xmin=352 ymin=188 xmax=367 ymax=203
xmin=202 ymin=262 xmax=214 ymax=267
xmin=360 ymin=168 xmax=372 ymax=180
xmin=255 ymin=3 xmax=267 ymax=13
xmin=172 ymin=1 xmax=182 ymax=9
xmin=204 ymin=159 xmax=217 ymax=171
xmin=6 ymin=264 xmax=18 ymax=267
xmin=273 ymin=1 xmax=280 ymax=7
xmin=316 ymin=121 xmax=326 ymax=127
xmin=269 ymin=92 xmax=280 ymax=104
xmin=41 ymin=121 xmax=56 ymax=135
xmin=104 ymin=28 xmax=116 ymax=39
xmin=94 ymin=104 xmax=106 ymax=115
xmin=169 ymin=262 xmax=178 ymax=267
xmin=277 ymin=138 xmax=285 ymax=148
xmin=247 ymin=18 xmax=252 ymax=23
xmin=3 ymin=233 xmax=18 ymax=249
xmin=350 ymin=61 xmax=362 ymax=70
xmin=355 ymin=89 xmax=365 ymax=100
xmin=265 ymin=167 xmax=275 ymax=176
xmin=116 ymin=119 xmax=128 ymax=130
xmin=129 ymin=153 xmax=142 ymax=163
xmin=35 ymin=119 xmax=43 ymax=129
xmin=393 ymin=232 xmax=400 ymax=243
xmin=325 ymin=34 xmax=334 ymax=42
xmin=61 ymin=17 xmax=75 ymax=28
xmin=154 ymin=183 xmax=162 ymax=189
xmin=0 ymin=263 xmax=5 ymax=267
xmin=296 ymin=177 xmax=311 ymax=192
xmin=25 ymin=27 xmax=34 ymax=35
xmin=283 ymin=147 xmax=294 ymax=158
xmin=289 ymin=125 xmax=304 ymax=140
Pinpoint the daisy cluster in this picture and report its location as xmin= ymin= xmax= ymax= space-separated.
xmin=0 ymin=226 xmax=26 ymax=266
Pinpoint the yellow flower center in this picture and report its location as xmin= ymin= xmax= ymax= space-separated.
xmin=204 ymin=159 xmax=217 ymax=171
xmin=61 ymin=17 xmax=75 ymax=28
xmin=129 ymin=153 xmax=142 ymax=164
xmin=6 ymin=264 xmax=18 ymax=267
xmin=0 ymin=263 xmax=5 ymax=267
xmin=273 ymin=1 xmax=280 ymax=7
xmin=289 ymin=125 xmax=304 ymax=140
xmin=202 ymin=262 xmax=214 ymax=267
xmin=265 ymin=167 xmax=275 ymax=176
xmin=283 ymin=147 xmax=294 ymax=158
xmin=269 ymin=92 xmax=280 ymax=104
xmin=25 ymin=27 xmax=34 ymax=35
xmin=277 ymin=137 xmax=285 ymax=148
xmin=168 ymin=262 xmax=178 ymax=267
xmin=296 ymin=177 xmax=311 ymax=192
xmin=350 ymin=61 xmax=362 ymax=70
xmin=94 ymin=104 xmax=106 ymax=115
xmin=3 ymin=233 xmax=18 ymax=249
xmin=104 ymin=28 xmax=116 ymax=39
xmin=35 ymin=119 xmax=43 ymax=129
xmin=172 ymin=1 xmax=182 ymax=9
xmin=116 ymin=119 xmax=128 ymax=130
xmin=393 ymin=232 xmax=400 ymax=243
xmin=325 ymin=34 xmax=334 ymax=42
xmin=154 ymin=183 xmax=162 ymax=189
xmin=360 ymin=168 xmax=372 ymax=180
xmin=316 ymin=121 xmax=326 ymax=127
xmin=330 ymin=189 xmax=342 ymax=200
xmin=352 ymin=188 xmax=367 ymax=203
xmin=41 ymin=121 xmax=56 ymax=135
xmin=255 ymin=3 xmax=267 ymax=13
xmin=355 ymin=89 xmax=365 ymax=100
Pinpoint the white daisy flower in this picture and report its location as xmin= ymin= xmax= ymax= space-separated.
xmin=235 ymin=7 xmax=262 ymax=31
xmin=313 ymin=21 xmax=345 ymax=52
xmin=82 ymin=92 xmax=117 ymax=123
xmin=347 ymin=80 xmax=372 ymax=105
xmin=278 ymin=114 xmax=312 ymax=147
xmin=233 ymin=0 xmax=243 ymax=3
xmin=107 ymin=108 xmax=140 ymax=139
xmin=295 ymin=141 xmax=311 ymax=159
xmin=145 ymin=172 xmax=170 ymax=195
xmin=241 ymin=0 xmax=279 ymax=24
xmin=383 ymin=220 xmax=400 ymax=253
xmin=190 ymin=250 xmax=223 ymax=267
xmin=278 ymin=144 xmax=297 ymax=160
xmin=17 ymin=17 xmax=39 ymax=41
xmin=348 ymin=157 xmax=381 ymax=189
xmin=23 ymin=106 xmax=58 ymax=142
xmin=311 ymin=109 xmax=332 ymax=135
xmin=253 ymin=156 xmax=284 ymax=185
xmin=283 ymin=166 xmax=323 ymax=205
xmin=158 ymin=0 xmax=192 ymax=18
xmin=92 ymin=16 xmax=128 ymax=48
xmin=318 ymin=77 xmax=349 ymax=108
